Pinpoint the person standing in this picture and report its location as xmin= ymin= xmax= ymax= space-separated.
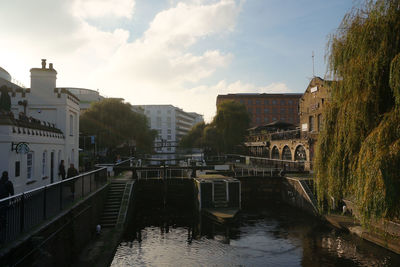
xmin=67 ymin=163 xmax=79 ymax=178
xmin=58 ymin=160 xmax=66 ymax=180
xmin=0 ymin=171 xmax=14 ymax=199
xmin=0 ymin=171 xmax=14 ymax=242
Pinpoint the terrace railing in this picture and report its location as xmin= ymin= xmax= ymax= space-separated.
xmin=0 ymin=167 xmax=107 ymax=246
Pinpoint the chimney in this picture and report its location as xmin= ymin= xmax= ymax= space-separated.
xmin=49 ymin=63 xmax=53 ymax=70
xmin=41 ymin=59 xmax=46 ymax=69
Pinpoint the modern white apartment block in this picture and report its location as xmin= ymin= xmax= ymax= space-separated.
xmin=0 ymin=60 xmax=80 ymax=194
xmin=134 ymin=105 xmax=203 ymax=160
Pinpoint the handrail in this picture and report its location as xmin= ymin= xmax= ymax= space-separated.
xmin=0 ymin=167 xmax=108 ymax=246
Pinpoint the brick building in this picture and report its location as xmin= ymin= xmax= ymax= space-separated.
xmin=216 ymin=93 xmax=302 ymax=127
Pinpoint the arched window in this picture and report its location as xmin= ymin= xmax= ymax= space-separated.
xmin=282 ymin=146 xmax=292 ymax=160
xmin=271 ymin=146 xmax=280 ymax=159
xmin=295 ymin=145 xmax=307 ymax=161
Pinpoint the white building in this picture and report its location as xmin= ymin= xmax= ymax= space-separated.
xmin=0 ymin=59 xmax=80 ymax=194
xmin=66 ymin=88 xmax=104 ymax=113
xmin=133 ymin=105 xmax=203 ymax=162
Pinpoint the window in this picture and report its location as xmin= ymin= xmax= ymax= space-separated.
xmin=239 ymin=99 xmax=244 ymax=104
xmin=167 ymin=117 xmax=171 ymax=122
xmin=248 ymin=100 xmax=252 ymax=105
xmin=167 ymin=147 xmax=171 ymax=151
xmin=256 ymin=100 xmax=261 ymax=105
xmin=272 ymin=117 xmax=277 ymax=122
xmin=264 ymin=117 xmax=269 ymax=123
xmin=288 ymin=100 xmax=293 ymax=105
xmin=264 ymin=108 xmax=269 ymax=114
xmin=272 ymin=108 xmax=278 ymax=114
xmin=15 ymin=161 xmax=20 ymax=177
xmin=27 ymin=152 xmax=33 ymax=180
xmin=69 ymin=114 xmax=74 ymax=136
xmin=167 ymin=129 xmax=171 ymax=134
xmin=280 ymin=100 xmax=286 ymax=105
xmin=317 ymin=114 xmax=323 ymax=131
xmin=272 ymin=100 xmax=277 ymax=105
xmin=264 ymin=100 xmax=269 ymax=105
xmin=42 ymin=151 xmax=47 ymax=177
xmin=157 ymin=117 xmax=161 ymax=128
xmin=256 ymin=108 xmax=261 ymax=114
xmin=167 ymin=110 xmax=171 ymax=114
xmin=256 ymin=117 xmax=261 ymax=124
xmin=280 ymin=108 xmax=286 ymax=114
xmin=247 ymin=108 xmax=252 ymax=114
xmin=309 ymin=116 xmax=314 ymax=131
xmin=167 ymin=135 xmax=171 ymax=140
xmin=157 ymin=110 xmax=161 ymax=114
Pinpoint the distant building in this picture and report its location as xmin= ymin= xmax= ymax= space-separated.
xmin=66 ymin=88 xmax=104 ymax=112
xmin=243 ymin=77 xmax=332 ymax=171
xmin=0 ymin=59 xmax=80 ymax=194
xmin=216 ymin=93 xmax=302 ymax=127
xmin=133 ymin=105 xmax=203 ymax=162
xmin=298 ymin=76 xmax=332 ymax=162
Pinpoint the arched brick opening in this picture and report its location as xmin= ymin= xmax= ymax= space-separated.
xmin=282 ymin=145 xmax=292 ymax=160
xmin=294 ymin=145 xmax=307 ymax=161
xmin=271 ymin=146 xmax=280 ymax=159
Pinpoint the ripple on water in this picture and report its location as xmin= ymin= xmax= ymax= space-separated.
xmin=110 ymin=209 xmax=400 ymax=267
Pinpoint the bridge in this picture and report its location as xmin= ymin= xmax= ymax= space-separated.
xmin=0 ymin=155 xmax=317 ymax=266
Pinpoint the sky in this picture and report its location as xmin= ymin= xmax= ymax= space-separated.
xmin=0 ymin=0 xmax=355 ymax=122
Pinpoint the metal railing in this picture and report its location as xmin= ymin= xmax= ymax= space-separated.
xmin=135 ymin=167 xmax=191 ymax=179
xmin=226 ymin=154 xmax=307 ymax=172
xmin=233 ymin=167 xmax=282 ymax=177
xmin=0 ymin=168 xmax=107 ymax=246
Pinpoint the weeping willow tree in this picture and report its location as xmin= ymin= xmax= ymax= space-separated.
xmin=315 ymin=0 xmax=400 ymax=221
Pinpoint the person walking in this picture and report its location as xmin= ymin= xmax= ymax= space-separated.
xmin=67 ymin=163 xmax=79 ymax=178
xmin=58 ymin=160 xmax=66 ymax=180
xmin=0 ymin=171 xmax=14 ymax=199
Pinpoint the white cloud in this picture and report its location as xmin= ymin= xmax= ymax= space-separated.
xmin=0 ymin=0 xmax=295 ymax=125
xmin=72 ymin=0 xmax=136 ymax=19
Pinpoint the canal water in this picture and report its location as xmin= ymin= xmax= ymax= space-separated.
xmin=111 ymin=203 xmax=400 ymax=267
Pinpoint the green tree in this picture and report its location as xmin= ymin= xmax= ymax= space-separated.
xmin=315 ymin=0 xmax=400 ymax=221
xmin=80 ymin=99 xmax=156 ymax=156
xmin=213 ymin=100 xmax=250 ymax=153
xmin=179 ymin=122 xmax=206 ymax=148
xmin=179 ymin=101 xmax=250 ymax=155
xmin=0 ymin=86 xmax=11 ymax=112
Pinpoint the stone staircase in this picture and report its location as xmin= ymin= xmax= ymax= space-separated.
xmin=100 ymin=182 xmax=127 ymax=228
xmin=213 ymin=181 xmax=228 ymax=208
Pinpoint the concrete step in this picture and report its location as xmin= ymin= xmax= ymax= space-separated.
xmin=100 ymin=216 xmax=118 ymax=221
xmin=101 ymin=224 xmax=116 ymax=228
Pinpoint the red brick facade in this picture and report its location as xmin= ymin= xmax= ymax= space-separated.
xmin=216 ymin=93 xmax=302 ymax=127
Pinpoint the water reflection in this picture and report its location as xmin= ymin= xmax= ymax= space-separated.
xmin=111 ymin=204 xmax=400 ymax=267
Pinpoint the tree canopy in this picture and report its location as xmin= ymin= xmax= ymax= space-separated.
xmin=315 ymin=0 xmax=400 ymax=221
xmin=179 ymin=100 xmax=250 ymax=154
xmin=80 ymin=99 xmax=157 ymax=155
xmin=0 ymin=86 xmax=11 ymax=112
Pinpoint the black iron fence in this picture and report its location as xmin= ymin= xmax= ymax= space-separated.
xmin=0 ymin=167 xmax=107 ymax=246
